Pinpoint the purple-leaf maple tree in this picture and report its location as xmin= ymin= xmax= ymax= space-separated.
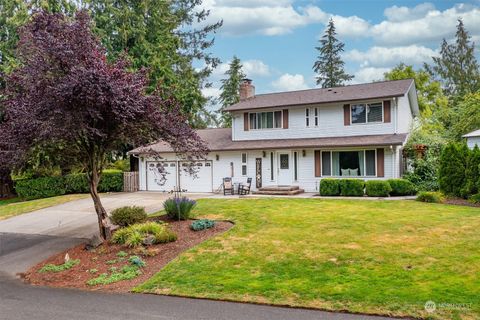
xmin=0 ymin=11 xmax=207 ymax=239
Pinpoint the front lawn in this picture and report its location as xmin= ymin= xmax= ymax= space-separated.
xmin=0 ymin=194 xmax=88 ymax=220
xmin=135 ymin=198 xmax=480 ymax=320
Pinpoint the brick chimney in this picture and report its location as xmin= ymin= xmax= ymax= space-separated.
xmin=239 ymin=78 xmax=255 ymax=100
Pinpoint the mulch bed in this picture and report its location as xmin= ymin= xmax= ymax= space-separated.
xmin=444 ymin=197 xmax=480 ymax=208
xmin=25 ymin=219 xmax=233 ymax=292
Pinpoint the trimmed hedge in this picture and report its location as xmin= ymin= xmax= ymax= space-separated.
xmin=365 ymin=180 xmax=392 ymax=197
xmin=339 ymin=179 xmax=365 ymax=197
xmin=319 ymin=179 xmax=340 ymax=196
xmin=387 ymin=179 xmax=416 ymax=196
xmin=110 ymin=206 xmax=147 ymax=227
xmin=15 ymin=171 xmax=123 ymax=199
xmin=416 ymin=191 xmax=444 ymax=203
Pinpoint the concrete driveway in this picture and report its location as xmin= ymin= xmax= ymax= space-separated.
xmin=0 ymin=192 xmax=210 ymax=276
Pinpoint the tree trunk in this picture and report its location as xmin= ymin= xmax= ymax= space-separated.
xmin=89 ymin=170 xmax=110 ymax=240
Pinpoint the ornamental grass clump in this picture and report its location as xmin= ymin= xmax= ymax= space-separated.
xmin=111 ymin=222 xmax=177 ymax=247
xmin=164 ymin=197 xmax=196 ymax=220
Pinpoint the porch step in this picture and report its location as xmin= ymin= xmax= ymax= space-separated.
xmin=252 ymin=185 xmax=304 ymax=196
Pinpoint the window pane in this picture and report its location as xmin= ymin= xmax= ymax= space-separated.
xmin=368 ymin=103 xmax=383 ymax=122
xmin=270 ymin=152 xmax=274 ymax=180
xmin=366 ymin=150 xmax=376 ymax=176
xmin=351 ymin=104 xmax=366 ymax=124
xmin=249 ymin=113 xmax=256 ymax=129
xmin=294 ymin=152 xmax=298 ymax=181
xmin=261 ymin=112 xmax=268 ymax=128
xmin=274 ymin=111 xmax=282 ymax=128
xmin=339 ymin=151 xmax=360 ymax=176
xmin=280 ymin=154 xmax=289 ymax=169
xmin=322 ymin=151 xmax=331 ymax=176
xmin=242 ymin=153 xmax=247 ymax=163
xmin=305 ymin=108 xmax=309 ymax=127
xmin=267 ymin=112 xmax=274 ymax=128
xmin=242 ymin=165 xmax=247 ymax=176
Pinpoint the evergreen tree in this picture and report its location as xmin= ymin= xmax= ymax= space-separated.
xmin=83 ymin=0 xmax=222 ymax=125
xmin=462 ymin=145 xmax=480 ymax=197
xmin=438 ymin=142 xmax=469 ymax=197
xmin=218 ymin=56 xmax=245 ymax=127
xmin=425 ymin=19 xmax=480 ymax=98
xmin=313 ymin=19 xmax=353 ymax=88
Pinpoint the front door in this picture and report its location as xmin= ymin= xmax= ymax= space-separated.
xmin=278 ymin=153 xmax=291 ymax=185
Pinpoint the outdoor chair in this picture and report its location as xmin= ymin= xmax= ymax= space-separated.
xmin=223 ymin=177 xmax=234 ymax=195
xmin=238 ymin=178 xmax=252 ymax=195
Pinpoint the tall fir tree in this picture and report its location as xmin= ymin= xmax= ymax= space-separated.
xmin=438 ymin=142 xmax=469 ymax=197
xmin=462 ymin=145 xmax=480 ymax=197
xmin=218 ymin=56 xmax=245 ymax=127
xmin=425 ymin=19 xmax=480 ymax=98
xmin=313 ymin=18 xmax=353 ymax=88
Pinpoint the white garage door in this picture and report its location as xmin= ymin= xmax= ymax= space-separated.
xmin=146 ymin=162 xmax=178 ymax=192
xmin=179 ymin=161 xmax=213 ymax=193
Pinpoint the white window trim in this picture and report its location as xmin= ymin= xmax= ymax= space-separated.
xmin=249 ymin=111 xmax=283 ymax=130
xmin=350 ymin=101 xmax=384 ymax=125
xmin=305 ymin=108 xmax=310 ymax=127
xmin=305 ymin=107 xmax=319 ymax=128
xmin=320 ymin=149 xmax=378 ymax=177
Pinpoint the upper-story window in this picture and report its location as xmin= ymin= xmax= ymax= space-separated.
xmin=351 ymin=102 xmax=383 ymax=124
xmin=305 ymin=107 xmax=319 ymax=127
xmin=249 ymin=111 xmax=282 ymax=130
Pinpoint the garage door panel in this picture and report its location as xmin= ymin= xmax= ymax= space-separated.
xmin=179 ymin=161 xmax=212 ymax=193
xmin=147 ymin=162 xmax=177 ymax=191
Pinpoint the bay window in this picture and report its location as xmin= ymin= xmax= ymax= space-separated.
xmin=321 ymin=150 xmax=376 ymax=177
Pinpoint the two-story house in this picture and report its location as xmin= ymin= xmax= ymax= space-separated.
xmin=130 ymin=78 xmax=419 ymax=193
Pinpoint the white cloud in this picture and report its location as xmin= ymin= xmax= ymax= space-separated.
xmin=242 ymin=60 xmax=271 ymax=77
xmin=202 ymin=87 xmax=221 ymax=100
xmin=344 ymin=45 xmax=438 ymax=68
xmin=271 ymin=73 xmax=310 ymax=92
xmin=352 ymin=67 xmax=391 ymax=84
xmin=384 ymin=3 xmax=436 ymax=22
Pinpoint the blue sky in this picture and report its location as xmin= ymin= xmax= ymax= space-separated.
xmin=199 ymin=0 xmax=480 ymax=104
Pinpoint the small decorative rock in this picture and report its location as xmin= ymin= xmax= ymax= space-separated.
xmin=85 ymin=234 xmax=104 ymax=250
xmin=142 ymin=235 xmax=155 ymax=246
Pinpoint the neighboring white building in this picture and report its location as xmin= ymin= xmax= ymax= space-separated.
xmin=130 ymin=79 xmax=419 ymax=193
xmin=463 ymin=129 xmax=480 ymax=149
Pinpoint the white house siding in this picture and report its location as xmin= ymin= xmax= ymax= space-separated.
xmin=467 ymin=137 xmax=480 ymax=149
xmin=232 ymin=97 xmax=413 ymax=141
xmin=138 ymin=147 xmax=398 ymax=193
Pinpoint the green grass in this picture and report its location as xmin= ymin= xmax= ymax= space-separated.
xmin=135 ymin=198 xmax=480 ymax=320
xmin=0 ymin=194 xmax=88 ymax=220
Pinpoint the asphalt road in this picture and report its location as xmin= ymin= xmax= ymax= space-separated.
xmin=0 ymin=273 xmax=396 ymax=320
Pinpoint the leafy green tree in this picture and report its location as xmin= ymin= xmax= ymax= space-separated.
xmin=313 ymin=18 xmax=353 ymax=88
xmin=425 ymin=19 xmax=480 ymax=98
xmin=218 ymin=56 xmax=245 ymax=127
xmin=438 ymin=142 xmax=469 ymax=197
xmin=462 ymin=145 xmax=480 ymax=197
xmin=83 ymin=0 xmax=222 ymax=124
xmin=451 ymin=92 xmax=480 ymax=140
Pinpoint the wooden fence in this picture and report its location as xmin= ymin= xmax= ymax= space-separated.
xmin=123 ymin=172 xmax=139 ymax=192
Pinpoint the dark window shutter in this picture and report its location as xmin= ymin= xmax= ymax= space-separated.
xmin=343 ymin=104 xmax=350 ymax=126
xmin=282 ymin=109 xmax=289 ymax=129
xmin=314 ymin=150 xmax=321 ymax=177
xmin=244 ymin=113 xmax=249 ymax=131
xmin=377 ymin=148 xmax=384 ymax=177
xmin=383 ymin=100 xmax=391 ymax=123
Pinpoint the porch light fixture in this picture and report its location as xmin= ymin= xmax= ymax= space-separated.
xmin=216 ymin=154 xmax=220 ymax=161
xmin=262 ymin=151 xmax=266 ymax=158
xmin=302 ymin=150 xmax=306 ymax=157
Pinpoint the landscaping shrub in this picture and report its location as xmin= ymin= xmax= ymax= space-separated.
xmin=319 ymin=179 xmax=340 ymax=196
xmin=39 ymin=259 xmax=80 ymax=273
xmin=190 ymin=219 xmax=216 ymax=231
xmin=365 ymin=180 xmax=392 ymax=197
xmin=128 ymin=255 xmax=146 ymax=267
xmin=111 ymin=222 xmax=177 ymax=247
xmin=15 ymin=176 xmax=66 ymax=200
xmin=462 ymin=145 xmax=480 ymax=197
xmin=387 ymin=179 xmax=416 ymax=196
xmin=416 ymin=191 xmax=444 ymax=203
xmin=110 ymin=206 xmax=147 ymax=227
xmin=469 ymin=193 xmax=480 ymax=204
xmin=164 ymin=197 xmax=196 ymax=220
xmin=14 ymin=171 xmax=123 ymax=199
xmin=86 ymin=265 xmax=142 ymax=286
xmin=438 ymin=142 xmax=468 ymax=197
xmin=338 ymin=179 xmax=365 ymax=197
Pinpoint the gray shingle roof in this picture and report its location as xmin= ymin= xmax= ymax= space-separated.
xmin=225 ymin=79 xmax=414 ymax=111
xmin=129 ymin=128 xmax=408 ymax=154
